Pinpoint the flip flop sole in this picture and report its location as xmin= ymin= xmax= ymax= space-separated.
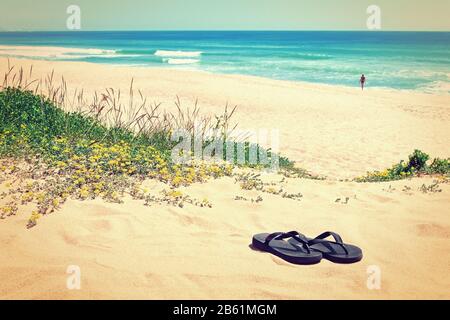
xmin=252 ymin=233 xmax=322 ymax=265
xmin=320 ymin=251 xmax=363 ymax=264
xmin=288 ymin=238 xmax=363 ymax=264
xmin=308 ymin=241 xmax=363 ymax=264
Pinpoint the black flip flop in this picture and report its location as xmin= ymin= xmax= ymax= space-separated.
xmin=289 ymin=231 xmax=362 ymax=264
xmin=252 ymin=231 xmax=323 ymax=265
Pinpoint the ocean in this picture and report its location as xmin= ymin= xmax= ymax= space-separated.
xmin=0 ymin=31 xmax=449 ymax=92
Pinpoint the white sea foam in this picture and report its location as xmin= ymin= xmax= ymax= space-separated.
xmin=166 ymin=58 xmax=199 ymax=65
xmin=419 ymin=80 xmax=450 ymax=94
xmin=0 ymin=45 xmax=119 ymax=59
xmin=154 ymin=50 xmax=202 ymax=58
xmin=80 ymin=48 xmax=117 ymax=55
xmin=59 ymin=53 xmax=141 ymax=60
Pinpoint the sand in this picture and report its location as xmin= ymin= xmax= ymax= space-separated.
xmin=0 ymin=54 xmax=449 ymax=299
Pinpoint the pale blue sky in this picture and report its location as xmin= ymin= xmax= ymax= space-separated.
xmin=0 ymin=0 xmax=449 ymax=31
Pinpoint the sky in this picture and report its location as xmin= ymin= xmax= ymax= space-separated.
xmin=0 ymin=0 xmax=449 ymax=31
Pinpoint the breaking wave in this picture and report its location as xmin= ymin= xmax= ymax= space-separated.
xmin=154 ymin=50 xmax=202 ymax=58
xmin=166 ymin=58 xmax=199 ymax=65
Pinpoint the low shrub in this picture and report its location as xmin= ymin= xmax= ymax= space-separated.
xmin=355 ymin=150 xmax=450 ymax=182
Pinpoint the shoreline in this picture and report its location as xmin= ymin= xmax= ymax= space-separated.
xmin=0 ymin=44 xmax=449 ymax=95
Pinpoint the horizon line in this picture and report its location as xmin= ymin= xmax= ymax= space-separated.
xmin=0 ymin=29 xmax=449 ymax=33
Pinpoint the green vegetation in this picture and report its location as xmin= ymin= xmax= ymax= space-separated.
xmin=0 ymin=85 xmax=308 ymax=227
xmin=356 ymin=150 xmax=450 ymax=182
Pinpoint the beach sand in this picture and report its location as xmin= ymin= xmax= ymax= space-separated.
xmin=0 ymin=55 xmax=449 ymax=299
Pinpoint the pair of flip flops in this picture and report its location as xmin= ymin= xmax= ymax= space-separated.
xmin=252 ymin=230 xmax=362 ymax=265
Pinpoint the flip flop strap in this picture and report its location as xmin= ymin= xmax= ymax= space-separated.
xmin=264 ymin=232 xmax=284 ymax=245
xmin=264 ymin=231 xmax=311 ymax=253
xmin=285 ymin=231 xmax=311 ymax=254
xmin=315 ymin=231 xmax=343 ymax=243
xmin=309 ymin=231 xmax=349 ymax=255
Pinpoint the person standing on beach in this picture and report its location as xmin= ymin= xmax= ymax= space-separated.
xmin=360 ymin=74 xmax=366 ymax=90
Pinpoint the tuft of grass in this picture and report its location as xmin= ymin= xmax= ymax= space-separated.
xmin=355 ymin=150 xmax=450 ymax=182
xmin=428 ymin=158 xmax=450 ymax=175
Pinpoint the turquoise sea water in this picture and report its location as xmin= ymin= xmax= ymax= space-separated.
xmin=0 ymin=31 xmax=449 ymax=92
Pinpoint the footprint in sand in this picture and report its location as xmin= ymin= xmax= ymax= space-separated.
xmin=415 ymin=223 xmax=450 ymax=239
xmin=168 ymin=208 xmax=212 ymax=229
xmin=368 ymin=193 xmax=394 ymax=203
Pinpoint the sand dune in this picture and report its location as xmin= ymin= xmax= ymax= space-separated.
xmin=0 ymin=56 xmax=449 ymax=299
